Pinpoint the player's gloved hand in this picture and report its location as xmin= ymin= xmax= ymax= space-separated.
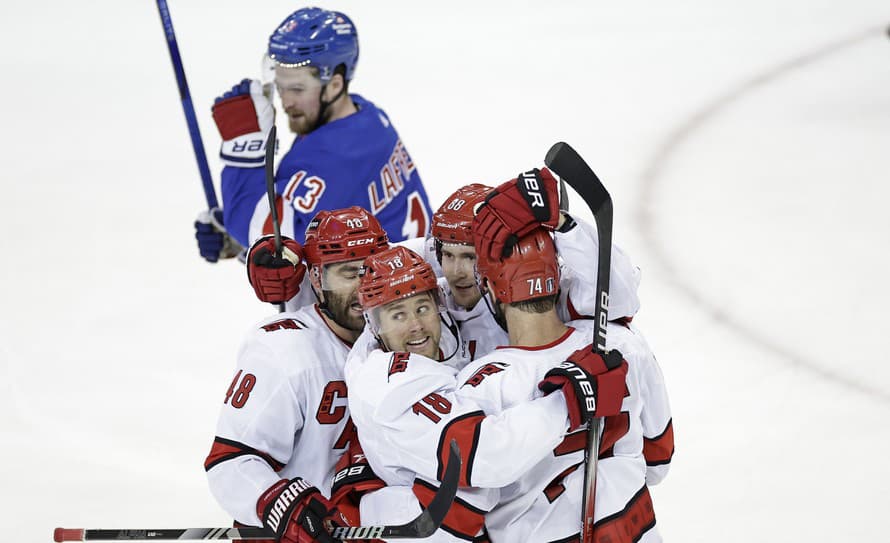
xmin=212 ymin=78 xmax=275 ymax=167
xmin=538 ymin=347 xmax=628 ymax=431
xmin=257 ymin=478 xmax=349 ymax=543
xmin=194 ymin=207 xmax=243 ymax=263
xmin=247 ymin=235 xmax=306 ymax=304
xmin=472 ymin=167 xmax=561 ymax=260
xmin=331 ymin=436 xmax=386 ymax=528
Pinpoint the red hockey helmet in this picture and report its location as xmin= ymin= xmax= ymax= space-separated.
xmin=358 ymin=246 xmax=439 ymax=311
xmin=431 ymin=183 xmax=493 ymax=245
xmin=475 ymin=227 xmax=559 ymax=304
xmin=303 ymin=206 xmax=389 ymax=266
xmin=358 ymin=246 xmax=450 ymax=356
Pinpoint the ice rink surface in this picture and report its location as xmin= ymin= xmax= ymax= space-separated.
xmin=2 ymin=1 xmax=889 ymax=540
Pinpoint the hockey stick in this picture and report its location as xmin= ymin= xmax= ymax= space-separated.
xmin=333 ymin=439 xmax=461 ymax=539
xmin=559 ymin=176 xmax=570 ymax=213
xmin=263 ymin=125 xmax=286 ymax=313
xmin=54 ymin=440 xmax=462 ymax=541
xmin=155 ymin=0 xmax=218 ymax=210
xmin=544 ymin=142 xmax=619 ymax=543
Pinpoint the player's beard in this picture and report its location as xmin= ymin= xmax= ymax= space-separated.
xmin=288 ymin=110 xmax=319 ymax=135
xmin=287 ymin=96 xmax=333 ymax=135
xmin=322 ymin=289 xmax=365 ymax=332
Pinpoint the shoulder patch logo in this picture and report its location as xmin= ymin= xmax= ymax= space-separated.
xmin=388 ymin=352 xmax=411 ymax=377
xmin=462 ymin=362 xmax=509 ymax=388
xmin=261 ymin=318 xmax=306 ymax=332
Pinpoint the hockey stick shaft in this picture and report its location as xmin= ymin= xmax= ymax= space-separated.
xmin=544 ymin=142 xmax=614 ymax=543
xmin=56 ymin=440 xmax=462 ymax=541
xmin=262 ymin=125 xmax=285 ymax=312
xmin=155 ymin=0 xmax=219 ymax=210
xmin=263 ymin=125 xmax=282 ymax=256
xmin=54 ymin=527 xmax=271 ymax=541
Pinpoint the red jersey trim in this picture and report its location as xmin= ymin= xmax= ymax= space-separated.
xmin=593 ymin=485 xmax=656 ymax=543
xmin=204 ymin=436 xmax=285 ymax=472
xmin=495 ymin=326 xmax=576 ymax=351
xmin=413 ymin=479 xmax=486 ymax=541
xmin=437 ymin=411 xmax=485 ymax=487
xmin=644 ymin=418 xmax=674 ymax=466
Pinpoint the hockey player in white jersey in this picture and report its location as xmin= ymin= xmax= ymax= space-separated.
xmin=343 ymin=245 xmax=630 ymax=541
xmin=472 ymin=169 xmax=674 ymax=492
xmin=204 ymin=206 xmax=390 ymax=543
xmin=457 ymin=217 xmax=671 ymax=542
xmin=425 ymin=173 xmax=641 ymax=359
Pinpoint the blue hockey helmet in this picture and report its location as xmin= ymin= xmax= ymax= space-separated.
xmin=267 ymin=7 xmax=359 ymax=82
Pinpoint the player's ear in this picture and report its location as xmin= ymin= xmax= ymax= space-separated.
xmin=309 ymin=264 xmax=323 ymax=291
xmin=325 ymin=72 xmax=346 ymax=100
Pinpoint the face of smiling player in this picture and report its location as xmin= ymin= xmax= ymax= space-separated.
xmin=439 ymin=242 xmax=481 ymax=310
xmin=374 ymin=291 xmax=442 ymax=360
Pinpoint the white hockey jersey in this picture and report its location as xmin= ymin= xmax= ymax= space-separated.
xmin=204 ymin=305 xmax=355 ymax=527
xmin=345 ymin=332 xmax=574 ymax=541
xmin=456 ymin=320 xmax=671 ymax=543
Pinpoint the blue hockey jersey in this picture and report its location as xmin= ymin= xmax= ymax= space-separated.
xmin=220 ymin=94 xmax=432 ymax=247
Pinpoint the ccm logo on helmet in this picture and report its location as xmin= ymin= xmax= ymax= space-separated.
xmin=347 ymin=237 xmax=376 ymax=247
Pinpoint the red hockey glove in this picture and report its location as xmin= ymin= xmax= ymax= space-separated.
xmin=331 ymin=437 xmax=386 ymax=527
xmin=472 ymin=167 xmax=560 ymax=260
xmin=257 ymin=478 xmax=348 ymax=543
xmin=247 ymin=236 xmax=306 ymax=304
xmin=538 ymin=348 xmax=628 ymax=431
xmin=212 ymin=79 xmax=275 ymax=167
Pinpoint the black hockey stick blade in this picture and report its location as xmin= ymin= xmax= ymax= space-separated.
xmin=332 ymin=439 xmax=462 ymax=540
xmin=544 ymin=142 xmax=613 ymax=354
xmin=545 ymin=142 xmax=610 ymax=226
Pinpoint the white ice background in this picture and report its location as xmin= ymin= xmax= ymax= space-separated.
xmin=2 ymin=1 xmax=889 ymax=541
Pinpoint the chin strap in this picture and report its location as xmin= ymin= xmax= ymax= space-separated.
xmin=438 ymin=312 xmax=463 ymax=362
xmin=313 ymin=82 xmax=349 ymax=131
xmin=481 ymin=290 xmax=508 ymax=333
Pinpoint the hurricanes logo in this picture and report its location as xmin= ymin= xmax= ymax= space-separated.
xmin=463 ymin=362 xmax=509 ymax=387
xmin=389 ymin=352 xmax=410 ymax=377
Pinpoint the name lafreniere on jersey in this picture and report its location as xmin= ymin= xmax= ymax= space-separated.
xmin=366 ymin=139 xmax=416 ymax=214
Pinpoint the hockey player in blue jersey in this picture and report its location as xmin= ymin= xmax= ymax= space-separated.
xmin=195 ymin=6 xmax=433 ymax=263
